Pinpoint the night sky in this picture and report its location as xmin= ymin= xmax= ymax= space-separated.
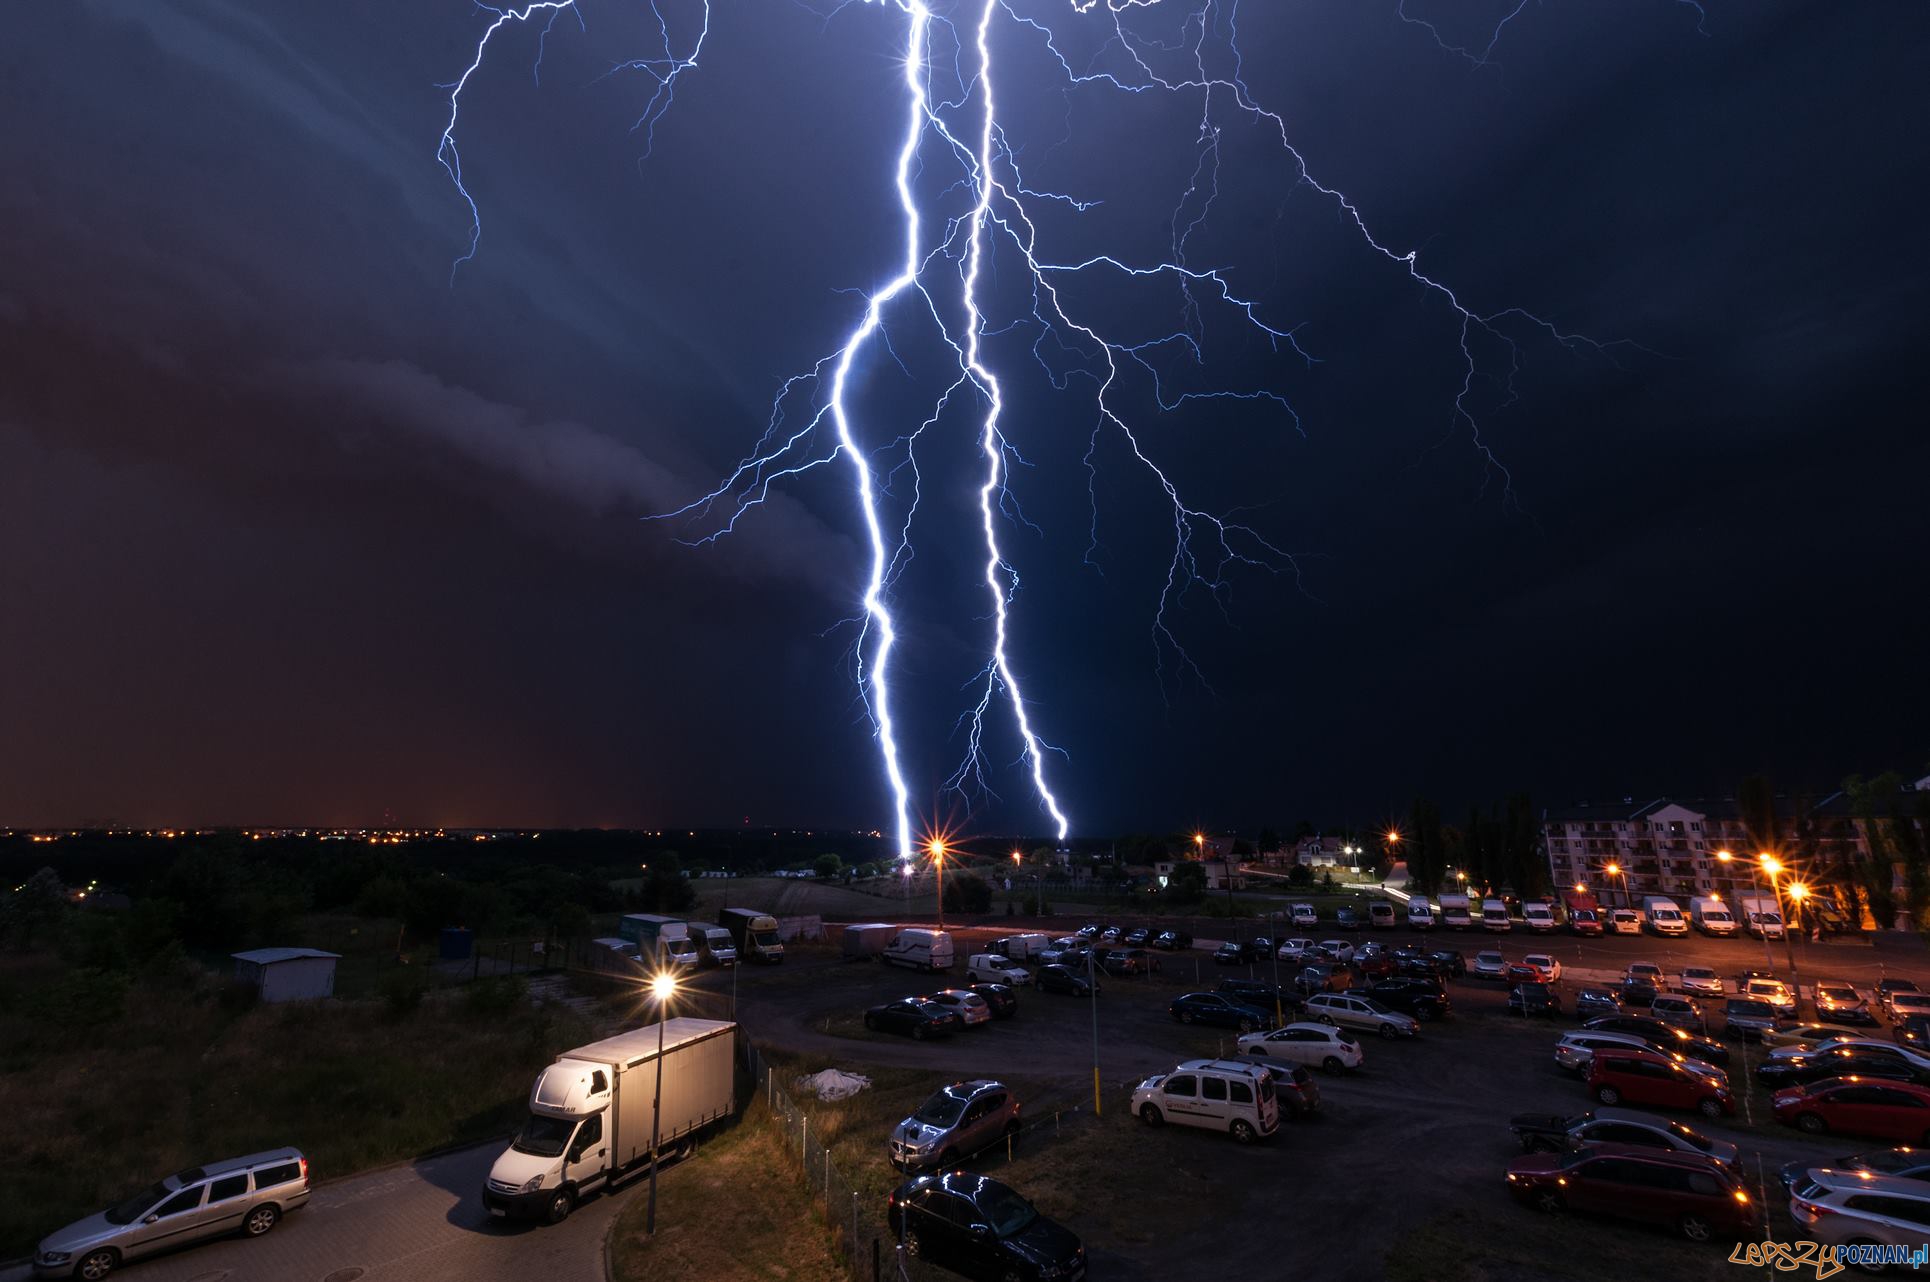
xmin=3 ymin=1 xmax=1925 ymax=835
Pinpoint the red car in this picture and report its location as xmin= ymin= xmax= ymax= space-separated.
xmin=1772 ymin=1077 xmax=1930 ymax=1144
xmin=1587 ymin=1048 xmax=1734 ymax=1119
xmin=1506 ymin=1144 xmax=1756 ymax=1242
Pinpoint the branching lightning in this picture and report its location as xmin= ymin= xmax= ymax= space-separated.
xmin=435 ymin=0 xmax=1661 ymax=857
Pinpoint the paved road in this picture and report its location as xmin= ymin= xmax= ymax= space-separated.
xmin=6 ymin=1143 xmax=637 ymax=1282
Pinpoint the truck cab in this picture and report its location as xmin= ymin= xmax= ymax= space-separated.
xmin=697 ymin=926 xmax=737 ymax=967
xmin=719 ymin=909 xmax=785 ymax=963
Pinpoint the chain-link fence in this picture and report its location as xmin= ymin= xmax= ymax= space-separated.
xmin=743 ymin=1039 xmax=1096 ymax=1282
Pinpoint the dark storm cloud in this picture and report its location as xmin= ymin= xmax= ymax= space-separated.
xmin=1 ymin=0 xmax=1925 ymax=831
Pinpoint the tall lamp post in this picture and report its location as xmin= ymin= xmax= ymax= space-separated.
xmin=646 ymin=971 xmax=675 ymax=1235
xmin=930 ymin=838 xmax=948 ymax=930
xmin=1603 ymin=862 xmax=1628 ymax=911
xmin=1716 ymin=850 xmax=1776 ymax=971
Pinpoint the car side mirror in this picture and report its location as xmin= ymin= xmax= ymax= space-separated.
xmin=144 ymin=1215 xmax=158 ymax=1225
xmin=972 ymin=1225 xmax=995 ymax=1241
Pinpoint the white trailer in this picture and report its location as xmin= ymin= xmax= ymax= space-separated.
xmin=842 ymin=922 xmax=897 ymax=960
xmin=484 ymin=1018 xmax=736 ymax=1224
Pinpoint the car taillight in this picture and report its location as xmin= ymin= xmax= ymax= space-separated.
xmin=299 ymin=1157 xmax=310 ymax=1186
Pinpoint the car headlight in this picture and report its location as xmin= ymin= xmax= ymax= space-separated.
xmin=1037 ymin=1267 xmax=1066 ymax=1280
xmin=520 ymin=1174 xmax=547 ymax=1193
xmin=39 ymin=1251 xmax=72 ymax=1266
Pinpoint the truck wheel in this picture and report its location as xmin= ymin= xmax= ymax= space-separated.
xmin=1139 ymin=1104 xmax=1164 ymax=1127
xmin=76 ymin=1249 xmax=118 ymax=1281
xmin=243 ymin=1204 xmax=280 ymax=1237
xmin=544 ymin=1188 xmax=575 ymax=1225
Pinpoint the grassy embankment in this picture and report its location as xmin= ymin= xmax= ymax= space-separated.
xmin=0 ymin=947 xmax=590 ymax=1258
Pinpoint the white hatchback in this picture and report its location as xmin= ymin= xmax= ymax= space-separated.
xmin=1237 ymin=1022 xmax=1364 ymax=1074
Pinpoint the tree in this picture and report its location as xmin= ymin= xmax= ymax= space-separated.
xmin=1739 ymin=775 xmax=1781 ymax=859
xmin=1404 ymin=798 xmax=1446 ymax=892
xmin=2 ymin=867 xmax=68 ymax=950
xmin=942 ymin=871 xmax=992 ymax=914
xmin=813 ymin=853 xmax=844 ymax=880
xmin=1165 ymin=861 xmax=1207 ymax=904
xmin=1231 ymin=838 xmax=1255 ymax=857
xmin=1256 ymin=828 xmax=1281 ymax=855
xmin=1844 ymin=775 xmax=1901 ymax=928
xmin=1285 ymin=863 xmax=1314 ymax=888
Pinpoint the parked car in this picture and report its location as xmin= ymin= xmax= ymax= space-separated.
xmin=1586 ymin=1048 xmax=1734 ymax=1118
xmin=1100 ymin=948 xmax=1156 ymax=977
xmin=1237 ymin=1022 xmax=1364 ymax=1075
xmin=1306 ymin=992 xmax=1419 ymax=1039
xmin=1034 ymin=964 xmax=1095 ymax=997
xmin=1555 ymin=1030 xmax=1658 ymax=1075
xmin=1075 ymin=924 xmax=1102 ymax=940
xmin=889 ymin=1080 xmax=1021 ymax=1171
xmin=1723 ymin=997 xmax=1785 ymax=1041
xmin=1769 ymin=1037 xmax=1930 ymax=1069
xmin=1132 ymin=1058 xmax=1281 ymax=1142
xmin=1788 ymin=1168 xmax=1930 ymax=1261
xmin=1813 ymin=979 xmax=1875 ymax=1024
xmin=1616 ymin=980 xmax=1661 ymax=1009
xmin=1270 ymin=1063 xmax=1322 ymax=1119
xmin=1335 ymin=907 xmax=1364 ymax=932
xmin=886 ymin=1172 xmax=1084 ymax=1280
xmin=1318 ymin=940 xmax=1356 ymax=964
xmin=1755 ymin=1047 xmax=1929 ymax=1090
xmin=1740 ymin=976 xmax=1797 ymax=1018
xmin=1292 ymin=963 xmax=1350 ymax=996
xmin=1582 ymin=1016 xmax=1732 ymax=1068
xmin=33 ymin=1149 xmax=309 ymax=1281
xmin=922 ymin=989 xmax=994 ymax=1028
xmin=1521 ymin=953 xmax=1562 ymax=983
xmin=865 ymin=998 xmax=963 ymax=1039
xmin=1877 ymin=979 xmax=1923 ymax=1016
xmin=1170 ymin=991 xmax=1274 ymax=1032
xmin=1508 ymin=1106 xmax=1740 ymax=1171
xmin=1891 ymin=994 xmax=1930 ymax=1025
xmin=1363 ymin=978 xmax=1452 ymax=1021
xmin=1648 ymin=995 xmax=1708 ymax=1035
xmin=1429 ymin=949 xmax=1468 ymax=978
xmin=1626 ymin=962 xmax=1665 ymax=988
xmin=1216 ymin=980 xmax=1305 ymax=1019
xmin=965 ymin=954 xmax=1033 ymax=987
xmin=1508 ymin=983 xmax=1562 ymax=1018
xmin=1677 ymin=967 xmax=1725 ymax=998
xmin=1368 ymin=902 xmax=1397 ymax=929
xmin=1276 ymin=938 xmax=1316 ymax=963
xmin=1774 ymin=1079 xmax=1930 ymax=1143
xmin=1471 ymin=951 xmax=1509 ymax=981
xmin=1897 ymin=1015 xmax=1930 ymax=1051
xmin=1608 ymin=908 xmax=1644 ymax=935
xmin=1763 ymin=1022 xmax=1868 ymax=1051
xmin=1574 ymin=987 xmax=1624 ymax=1021
xmin=1123 ymin=927 xmax=1152 ymax=947
xmin=1779 ymin=1145 xmax=1930 ymax=1193
xmin=1352 ymin=942 xmax=1397 ymax=979
xmin=1152 ymin=930 xmax=1193 ymax=951
xmin=966 ymin=983 xmax=1018 ymax=1020
xmin=1213 ymin=941 xmax=1252 ymax=966
xmin=1504 ymin=1145 xmax=1756 ymax=1242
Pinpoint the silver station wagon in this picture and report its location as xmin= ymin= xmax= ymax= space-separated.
xmin=36 ymin=1147 xmax=309 ymax=1279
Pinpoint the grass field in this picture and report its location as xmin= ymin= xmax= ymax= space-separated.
xmin=0 ymin=951 xmax=591 ymax=1258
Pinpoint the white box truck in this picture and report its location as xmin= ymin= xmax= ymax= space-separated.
xmin=842 ymin=922 xmax=897 ymax=961
xmin=1688 ymin=897 xmax=1739 ymax=937
xmin=718 ymin=908 xmax=785 ymax=964
xmin=990 ymin=932 xmax=1050 ymax=960
xmin=619 ymin=914 xmax=701 ymax=972
xmin=882 ymin=928 xmax=954 ymax=972
xmin=1480 ymin=898 xmax=1511 ymax=932
xmin=1406 ymin=897 xmax=1436 ymax=930
xmin=1438 ymin=894 xmax=1473 ymax=930
xmin=484 ymin=1017 xmax=736 ymax=1224
xmin=1522 ymin=900 xmax=1557 ymax=933
xmin=1642 ymin=896 xmax=1689 ymax=936
xmin=1738 ymin=895 xmax=1786 ymax=940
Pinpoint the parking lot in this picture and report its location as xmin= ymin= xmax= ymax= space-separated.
xmin=701 ymin=920 xmax=1929 ymax=1280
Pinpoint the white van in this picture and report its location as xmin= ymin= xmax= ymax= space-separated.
xmin=1289 ymin=903 xmax=1319 ymax=929
xmin=1480 ymin=899 xmax=1511 ymax=932
xmin=966 ymin=953 xmax=1033 ymax=986
xmin=1643 ymin=896 xmax=1689 ymax=937
xmin=1407 ymin=898 xmax=1436 ymax=930
xmin=1688 ymin=897 xmax=1738 ymax=937
xmin=882 ymin=928 xmax=954 ymax=973
xmin=1130 ymin=1059 xmax=1279 ymax=1143
xmin=990 ymin=933 xmax=1049 ymax=961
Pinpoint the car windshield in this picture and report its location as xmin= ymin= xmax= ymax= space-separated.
xmin=104 ymin=1181 xmax=173 ymax=1225
xmin=1730 ymin=1001 xmax=1772 ymax=1017
xmin=914 ymin=1092 xmax=968 ymax=1127
xmin=977 ymin=1183 xmax=1038 ymax=1238
xmin=1859 ymin=1151 xmax=1919 ymax=1174
xmin=512 ymin=1114 xmax=579 ymax=1158
xmin=1667 ymin=1123 xmax=1713 ymax=1151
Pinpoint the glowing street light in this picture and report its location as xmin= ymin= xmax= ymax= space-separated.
xmin=930 ymin=838 xmax=949 ymax=929
xmin=646 ymin=971 xmax=677 ymax=1234
xmin=1604 ymin=861 xmax=1628 ymax=910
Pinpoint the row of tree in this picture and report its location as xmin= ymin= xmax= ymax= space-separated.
xmin=1401 ymin=794 xmax=1545 ymax=899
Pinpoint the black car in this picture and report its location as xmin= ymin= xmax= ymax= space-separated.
xmin=1429 ymin=949 xmax=1468 ymax=978
xmin=1335 ymin=907 xmax=1364 ymax=931
xmin=1755 ymin=1047 xmax=1930 ymax=1089
xmin=1035 ymin=964 xmax=1096 ymax=997
xmin=1615 ymin=980 xmax=1661 ymax=1009
xmin=888 ymin=1172 xmax=1085 ymax=1282
xmin=967 ymin=983 xmax=1019 ymax=1020
xmin=866 ymin=998 xmax=964 ymax=1040
xmin=1365 ymin=978 xmax=1452 ymax=1021
xmin=1075 ymin=924 xmax=1102 ymax=940
xmin=1779 ymin=1146 xmax=1930 ymax=1194
xmin=1170 ymin=991 xmax=1274 ymax=1032
xmin=1101 ymin=948 xmax=1156 ymax=976
xmin=1217 ymin=979 xmax=1306 ymax=1018
xmin=1153 ymin=930 xmax=1193 ymax=951
xmin=1124 ymin=927 xmax=1152 ymax=947
xmin=1582 ymin=1016 xmax=1732 ymax=1068
xmin=1898 ymin=1015 xmax=1930 ymax=1050
xmin=1248 ymin=935 xmax=1273 ymax=956
xmin=1508 ymin=983 xmax=1561 ymax=1017
xmin=1214 ymin=941 xmax=1252 ymax=966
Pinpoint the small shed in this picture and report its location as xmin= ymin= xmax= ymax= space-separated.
xmin=231 ymin=947 xmax=341 ymax=1003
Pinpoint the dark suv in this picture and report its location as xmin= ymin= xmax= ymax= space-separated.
xmin=888 ymin=1173 xmax=1085 ymax=1281
xmin=1365 ymin=978 xmax=1451 ymax=1021
xmin=890 ymin=1080 xmax=1022 ymax=1171
xmin=1217 ymin=979 xmax=1305 ymax=1018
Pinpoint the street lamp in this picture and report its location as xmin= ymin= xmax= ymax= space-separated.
xmin=1717 ymin=850 xmax=1776 ymax=970
xmin=930 ymin=838 xmax=948 ymax=929
xmin=1604 ymin=862 xmax=1626 ymax=909
xmin=646 ymin=971 xmax=676 ymax=1235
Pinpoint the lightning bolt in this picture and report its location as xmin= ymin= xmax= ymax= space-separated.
xmin=435 ymin=0 xmax=1665 ymax=857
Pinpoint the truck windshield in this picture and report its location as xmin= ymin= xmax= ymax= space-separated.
xmin=751 ymin=931 xmax=778 ymax=947
xmin=668 ymin=938 xmax=695 ymax=955
xmin=512 ymin=1115 xmax=578 ymax=1158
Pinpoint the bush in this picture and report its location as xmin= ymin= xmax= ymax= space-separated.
xmin=218 ymin=978 xmax=260 ymax=1014
xmin=380 ymin=968 xmax=428 ymax=1020
xmin=27 ymin=968 xmax=129 ymax=1024
xmin=941 ymin=872 xmax=993 ymax=915
xmin=461 ymin=974 xmax=528 ymax=1019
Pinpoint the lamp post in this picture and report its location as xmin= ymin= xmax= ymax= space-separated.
xmin=1759 ymin=854 xmax=1794 ymax=991
xmin=1604 ymin=862 xmax=1627 ymax=911
xmin=646 ymin=971 xmax=675 ymax=1235
xmin=931 ymin=838 xmax=947 ymax=930
xmin=1717 ymin=850 xmax=1776 ymax=971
